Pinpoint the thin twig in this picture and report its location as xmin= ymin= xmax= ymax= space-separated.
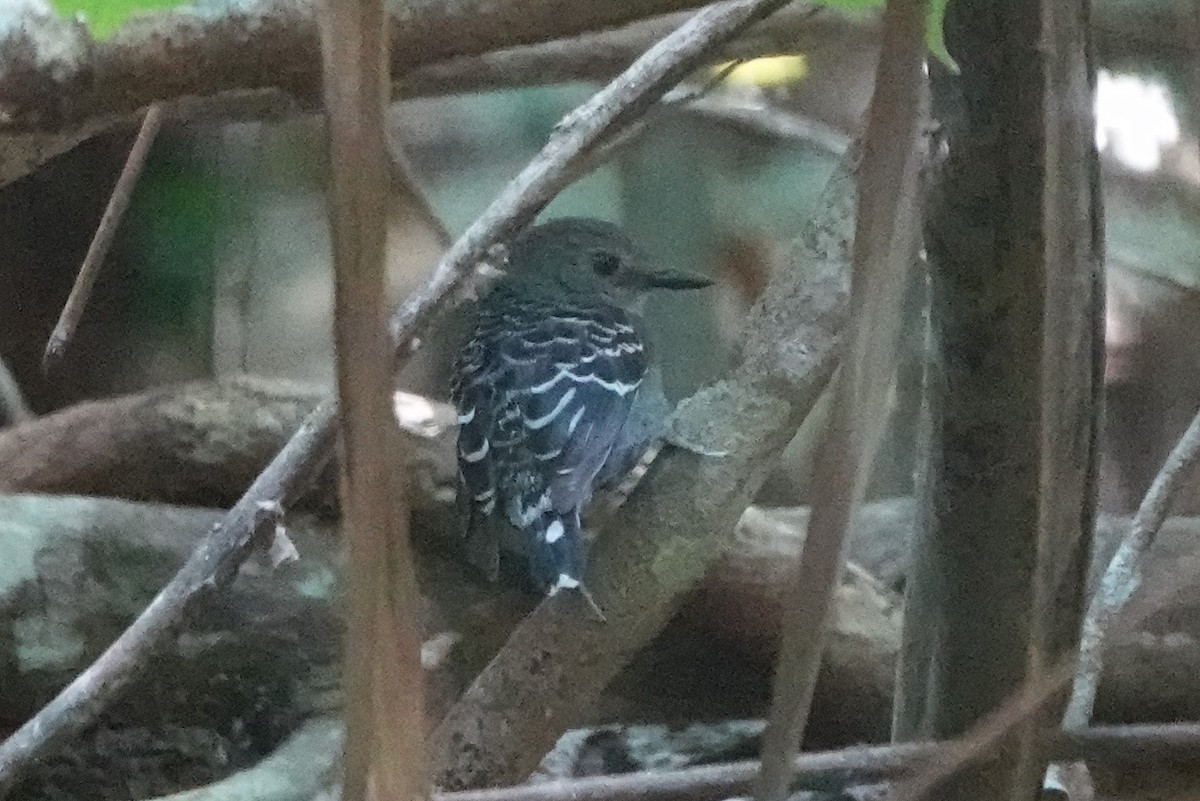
xmin=0 ymin=2 xmax=792 ymax=793
xmin=387 ymin=129 xmax=453 ymax=249
xmin=320 ymin=0 xmax=427 ymax=798
xmin=0 ymin=357 xmax=32 ymax=425
xmin=1066 ymin=403 xmax=1200 ymax=727
xmin=433 ymin=721 xmax=1200 ymax=801
xmin=42 ymin=104 xmax=163 ymax=373
xmin=753 ymin=1 xmax=927 ymax=799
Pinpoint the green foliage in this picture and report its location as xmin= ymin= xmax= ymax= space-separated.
xmin=813 ymin=0 xmax=951 ymax=65
xmin=48 ymin=0 xmax=189 ymax=39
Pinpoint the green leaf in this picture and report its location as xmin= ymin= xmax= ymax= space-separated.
xmin=48 ymin=0 xmax=190 ymax=40
xmin=926 ymin=0 xmax=953 ymax=68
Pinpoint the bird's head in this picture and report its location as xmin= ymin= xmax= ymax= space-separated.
xmin=503 ymin=217 xmax=712 ymax=307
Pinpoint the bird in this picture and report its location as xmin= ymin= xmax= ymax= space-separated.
xmin=451 ymin=217 xmax=712 ymax=597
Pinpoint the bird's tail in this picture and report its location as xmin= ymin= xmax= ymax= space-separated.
xmin=529 ymin=511 xmax=585 ymax=594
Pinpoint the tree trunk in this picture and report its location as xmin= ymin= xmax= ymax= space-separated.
xmin=893 ymin=0 xmax=1103 ymax=798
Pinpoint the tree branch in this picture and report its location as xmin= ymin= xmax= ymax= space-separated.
xmin=42 ymin=105 xmax=163 ymax=371
xmin=0 ymin=0 xmax=1185 ymax=188
xmin=428 ymin=92 xmax=853 ymax=792
xmin=0 ymin=0 xmax=738 ymax=133
xmin=0 ymin=377 xmax=341 ymax=509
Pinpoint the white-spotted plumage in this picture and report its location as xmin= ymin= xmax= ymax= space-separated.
xmin=451 ymin=218 xmax=708 ymax=596
xmin=526 ymin=387 xmax=577 ymax=429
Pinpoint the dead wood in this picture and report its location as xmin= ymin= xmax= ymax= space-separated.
xmin=0 ymin=377 xmax=343 ymax=511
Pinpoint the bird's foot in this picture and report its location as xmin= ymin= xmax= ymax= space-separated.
xmin=548 ymin=574 xmax=607 ymax=622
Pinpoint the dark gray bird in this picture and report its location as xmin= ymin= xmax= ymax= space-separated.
xmin=451 ymin=218 xmax=711 ymax=596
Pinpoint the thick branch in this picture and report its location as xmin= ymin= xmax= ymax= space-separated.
xmin=893 ymin=0 xmax=1102 ymax=797
xmin=0 ymin=377 xmax=336 ymax=509
xmin=0 ymin=0 xmax=1183 ymax=138
xmin=428 ymin=107 xmax=853 ymax=791
xmin=0 ymin=0 xmax=732 ymax=133
xmin=0 ymin=0 xmax=1188 ymax=189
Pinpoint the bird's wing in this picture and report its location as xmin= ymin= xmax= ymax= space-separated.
xmin=526 ymin=305 xmax=650 ymax=513
xmin=451 ymin=304 xmax=507 ymax=578
xmin=452 ymin=294 xmax=651 ymax=579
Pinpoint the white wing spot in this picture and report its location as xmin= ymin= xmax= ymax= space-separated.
xmin=457 ymin=407 xmax=476 ymax=425
xmin=460 ymin=438 xmax=490 ymax=462
xmin=545 ymin=520 xmax=565 ymax=543
xmin=567 ymin=405 xmax=586 ymax=436
xmin=526 ymin=387 xmax=577 ymax=430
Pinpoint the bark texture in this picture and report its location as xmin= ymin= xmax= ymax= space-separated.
xmin=893 ymin=0 xmax=1102 ymax=797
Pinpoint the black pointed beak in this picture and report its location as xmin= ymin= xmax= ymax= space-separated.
xmin=633 ymin=267 xmax=713 ymax=291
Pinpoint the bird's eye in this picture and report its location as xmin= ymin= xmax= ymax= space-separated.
xmin=591 ymin=251 xmax=621 ymax=277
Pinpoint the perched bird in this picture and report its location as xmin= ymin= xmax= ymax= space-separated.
xmin=451 ymin=217 xmax=711 ymax=596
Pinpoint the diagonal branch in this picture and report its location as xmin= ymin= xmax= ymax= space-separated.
xmin=0 ymin=1 xmax=800 ymax=793
xmin=428 ymin=80 xmax=855 ymax=795
xmin=754 ymin=1 xmax=927 ymax=798
xmin=42 ymin=104 xmax=163 ymax=372
xmin=1065 ymin=404 xmax=1200 ymax=728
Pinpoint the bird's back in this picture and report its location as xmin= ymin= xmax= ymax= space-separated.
xmin=451 ymin=283 xmax=652 ymax=591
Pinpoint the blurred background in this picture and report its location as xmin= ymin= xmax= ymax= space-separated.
xmin=0 ymin=17 xmax=1196 ymax=516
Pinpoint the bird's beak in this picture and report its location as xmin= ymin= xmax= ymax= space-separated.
xmin=630 ymin=267 xmax=713 ymax=291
